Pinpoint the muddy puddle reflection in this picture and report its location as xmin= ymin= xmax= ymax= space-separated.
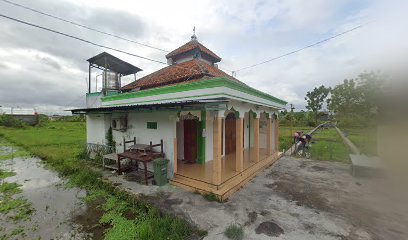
xmin=1 ymin=147 xmax=103 ymax=239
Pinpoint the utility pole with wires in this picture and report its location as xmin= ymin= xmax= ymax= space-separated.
xmin=290 ymin=103 xmax=295 ymax=155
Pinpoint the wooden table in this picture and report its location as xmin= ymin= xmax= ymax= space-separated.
xmin=128 ymin=144 xmax=150 ymax=155
xmin=117 ymin=150 xmax=164 ymax=185
xmin=129 ymin=144 xmax=150 ymax=151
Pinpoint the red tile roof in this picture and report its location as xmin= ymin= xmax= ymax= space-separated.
xmin=165 ymin=40 xmax=221 ymax=62
xmin=121 ymin=59 xmax=241 ymax=91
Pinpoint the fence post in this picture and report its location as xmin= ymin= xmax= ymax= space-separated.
xmin=329 ymin=142 xmax=333 ymax=160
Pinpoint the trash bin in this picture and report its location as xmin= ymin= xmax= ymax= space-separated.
xmin=153 ymin=158 xmax=169 ymax=186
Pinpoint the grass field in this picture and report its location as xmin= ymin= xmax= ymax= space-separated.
xmin=0 ymin=122 xmax=202 ymax=240
xmin=279 ymin=126 xmax=314 ymax=152
xmin=309 ymin=128 xmax=350 ymax=162
xmin=343 ymin=128 xmax=377 ymax=156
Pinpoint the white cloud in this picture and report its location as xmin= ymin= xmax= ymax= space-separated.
xmin=1 ymin=0 xmax=407 ymax=114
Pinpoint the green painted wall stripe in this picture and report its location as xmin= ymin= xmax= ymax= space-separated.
xmin=101 ymin=77 xmax=287 ymax=106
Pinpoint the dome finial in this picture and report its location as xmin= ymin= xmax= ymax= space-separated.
xmin=191 ymin=26 xmax=197 ymax=40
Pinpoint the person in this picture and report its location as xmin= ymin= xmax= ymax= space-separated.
xmin=297 ymin=134 xmax=312 ymax=158
xmin=298 ymin=133 xmax=312 ymax=150
xmin=294 ymin=131 xmax=303 ymax=143
xmin=305 ymin=134 xmax=312 ymax=144
xmin=298 ymin=135 xmax=307 ymax=148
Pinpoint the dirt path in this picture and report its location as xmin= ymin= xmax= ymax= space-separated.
xmin=266 ymin=157 xmax=408 ymax=240
xmin=103 ymin=156 xmax=408 ymax=240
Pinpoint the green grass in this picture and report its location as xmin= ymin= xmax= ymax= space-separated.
xmin=0 ymin=139 xmax=29 ymax=161
xmin=309 ymin=128 xmax=350 ymax=162
xmin=0 ymin=182 xmax=22 ymax=195
xmin=10 ymin=227 xmax=25 ymax=237
xmin=0 ymin=226 xmax=26 ymax=240
xmin=0 ymin=181 xmax=34 ymax=221
xmin=343 ymin=127 xmax=377 ymax=156
xmin=83 ymin=189 xmax=196 ymax=240
xmin=279 ymin=126 xmax=314 ymax=152
xmin=203 ymin=193 xmax=223 ymax=203
xmin=0 ymin=152 xmax=28 ymax=161
xmin=0 ymin=122 xmax=202 ymax=240
xmin=0 ymin=170 xmax=15 ymax=179
xmin=0 ymin=122 xmax=85 ymax=147
xmin=224 ymin=224 xmax=244 ymax=240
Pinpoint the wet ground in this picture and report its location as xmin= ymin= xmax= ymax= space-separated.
xmin=0 ymin=145 xmax=101 ymax=239
xmin=102 ymin=156 xmax=408 ymax=240
xmin=2 ymin=138 xmax=407 ymax=239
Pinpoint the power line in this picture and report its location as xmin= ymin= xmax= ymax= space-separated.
xmin=219 ymin=66 xmax=233 ymax=74
xmin=233 ymin=22 xmax=370 ymax=73
xmin=0 ymin=0 xmax=371 ymax=77
xmin=0 ymin=0 xmax=169 ymax=52
xmin=0 ymin=13 xmax=169 ymax=65
xmin=0 ymin=13 xmax=206 ymax=83
xmin=0 ymin=0 xmax=236 ymax=83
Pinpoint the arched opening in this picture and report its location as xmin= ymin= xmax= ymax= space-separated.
xmin=225 ymin=112 xmax=237 ymax=155
xmin=177 ymin=113 xmax=200 ymax=164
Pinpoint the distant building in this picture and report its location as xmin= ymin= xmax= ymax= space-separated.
xmin=48 ymin=114 xmax=63 ymax=121
xmin=0 ymin=107 xmax=38 ymax=125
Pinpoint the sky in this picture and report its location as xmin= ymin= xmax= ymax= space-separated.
xmin=0 ymin=0 xmax=408 ymax=115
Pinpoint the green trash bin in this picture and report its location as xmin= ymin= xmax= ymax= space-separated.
xmin=153 ymin=158 xmax=169 ymax=186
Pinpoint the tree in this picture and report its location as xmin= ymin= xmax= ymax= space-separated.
xmin=329 ymin=71 xmax=383 ymax=119
xmin=305 ymin=85 xmax=330 ymax=124
xmin=357 ymin=71 xmax=384 ymax=121
xmin=328 ymin=79 xmax=361 ymax=118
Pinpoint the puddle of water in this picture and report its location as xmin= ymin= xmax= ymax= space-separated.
xmin=0 ymin=145 xmax=16 ymax=156
xmin=0 ymin=145 xmax=102 ymax=239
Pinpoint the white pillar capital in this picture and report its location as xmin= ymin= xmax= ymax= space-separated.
xmin=211 ymin=110 xmax=225 ymax=118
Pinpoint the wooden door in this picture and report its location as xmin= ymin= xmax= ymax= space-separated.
xmin=184 ymin=119 xmax=198 ymax=163
xmin=225 ymin=113 xmax=236 ymax=155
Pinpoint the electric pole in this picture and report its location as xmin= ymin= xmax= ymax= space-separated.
xmin=290 ymin=104 xmax=295 ymax=155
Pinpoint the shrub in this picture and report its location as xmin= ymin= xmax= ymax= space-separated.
xmin=224 ymin=224 xmax=244 ymax=240
xmin=36 ymin=114 xmax=49 ymax=127
xmin=336 ymin=116 xmax=368 ymax=128
xmin=0 ymin=115 xmax=27 ymax=128
xmin=307 ymin=120 xmax=317 ymax=127
xmin=203 ymin=193 xmax=223 ymax=203
xmin=76 ymin=144 xmax=90 ymax=160
xmin=105 ymin=127 xmax=116 ymax=152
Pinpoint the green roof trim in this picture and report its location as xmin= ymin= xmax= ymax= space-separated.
xmin=101 ymin=77 xmax=287 ymax=106
xmin=86 ymin=92 xmax=102 ymax=96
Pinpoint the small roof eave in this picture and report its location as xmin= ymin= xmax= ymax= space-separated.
xmin=87 ymin=52 xmax=142 ymax=76
xmin=68 ymin=99 xmax=229 ymax=114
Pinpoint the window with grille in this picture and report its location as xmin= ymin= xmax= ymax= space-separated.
xmin=147 ymin=122 xmax=157 ymax=129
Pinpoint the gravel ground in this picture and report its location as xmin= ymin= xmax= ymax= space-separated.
xmin=103 ymin=156 xmax=408 ymax=240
